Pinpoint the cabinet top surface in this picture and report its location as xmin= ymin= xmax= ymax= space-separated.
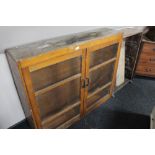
xmin=6 ymin=28 xmax=120 ymax=61
xmin=6 ymin=26 xmax=144 ymax=61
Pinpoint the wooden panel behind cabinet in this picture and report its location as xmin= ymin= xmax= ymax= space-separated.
xmin=137 ymin=53 xmax=155 ymax=65
xmin=136 ymin=42 xmax=155 ymax=77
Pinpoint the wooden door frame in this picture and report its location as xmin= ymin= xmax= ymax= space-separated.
xmin=21 ymin=67 xmax=42 ymax=128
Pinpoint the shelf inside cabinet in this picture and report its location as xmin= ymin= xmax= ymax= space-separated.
xmin=88 ymin=82 xmax=112 ymax=99
xmin=89 ymin=57 xmax=116 ymax=72
xmin=35 ymin=73 xmax=81 ymax=96
xmin=42 ymin=101 xmax=80 ymax=128
xmin=87 ymin=94 xmax=111 ymax=113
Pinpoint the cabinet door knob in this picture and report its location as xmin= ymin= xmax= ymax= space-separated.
xmin=81 ymin=78 xmax=90 ymax=88
xmin=81 ymin=79 xmax=85 ymax=88
xmin=85 ymin=78 xmax=90 ymax=87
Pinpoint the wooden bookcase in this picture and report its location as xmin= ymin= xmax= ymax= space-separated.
xmin=6 ymin=31 xmax=122 ymax=129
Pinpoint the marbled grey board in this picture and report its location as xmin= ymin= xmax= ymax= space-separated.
xmin=6 ymin=27 xmax=145 ymax=61
xmin=6 ymin=28 xmax=119 ymax=61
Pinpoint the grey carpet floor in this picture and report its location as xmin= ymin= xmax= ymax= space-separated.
xmin=103 ymin=77 xmax=155 ymax=116
xmin=69 ymin=77 xmax=155 ymax=129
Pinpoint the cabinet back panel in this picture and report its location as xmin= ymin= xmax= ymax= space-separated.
xmin=36 ymin=78 xmax=81 ymax=120
xmin=138 ymin=53 xmax=155 ymax=64
xmin=88 ymin=62 xmax=115 ymax=94
xmin=89 ymin=43 xmax=118 ymax=68
xmin=31 ymin=56 xmax=81 ymax=91
xmin=125 ymin=33 xmax=142 ymax=79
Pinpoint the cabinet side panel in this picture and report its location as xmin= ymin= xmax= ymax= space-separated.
xmin=125 ymin=33 xmax=142 ymax=79
xmin=6 ymin=52 xmax=35 ymax=128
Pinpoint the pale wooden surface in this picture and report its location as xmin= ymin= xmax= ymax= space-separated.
xmin=116 ymin=41 xmax=125 ymax=87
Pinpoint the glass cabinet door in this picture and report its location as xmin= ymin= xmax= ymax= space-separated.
xmin=85 ymin=43 xmax=119 ymax=112
xmin=24 ymin=50 xmax=85 ymax=128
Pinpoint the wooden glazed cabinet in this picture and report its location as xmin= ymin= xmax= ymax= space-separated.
xmin=6 ymin=29 xmax=122 ymax=128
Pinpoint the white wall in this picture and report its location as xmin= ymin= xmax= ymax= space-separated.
xmin=0 ymin=26 xmax=102 ymax=128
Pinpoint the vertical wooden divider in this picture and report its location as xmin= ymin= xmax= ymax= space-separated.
xmin=83 ymin=48 xmax=90 ymax=114
xmin=80 ymin=49 xmax=86 ymax=116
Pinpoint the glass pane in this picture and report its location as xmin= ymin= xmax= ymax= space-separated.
xmin=36 ymin=78 xmax=81 ymax=120
xmin=89 ymin=43 xmax=118 ymax=68
xmin=88 ymin=61 xmax=115 ymax=94
xmin=31 ymin=56 xmax=82 ymax=91
xmin=87 ymin=86 xmax=110 ymax=108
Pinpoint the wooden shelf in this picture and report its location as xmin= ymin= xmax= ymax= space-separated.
xmin=42 ymin=101 xmax=80 ymax=127
xmin=56 ymin=114 xmax=80 ymax=129
xmin=87 ymin=94 xmax=111 ymax=113
xmin=88 ymin=82 xmax=112 ymax=99
xmin=35 ymin=73 xmax=81 ymax=96
xmin=89 ymin=57 xmax=116 ymax=72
